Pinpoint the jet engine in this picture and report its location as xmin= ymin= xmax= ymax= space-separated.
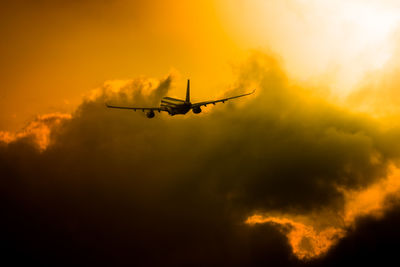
xmin=192 ymin=106 xmax=202 ymax=114
xmin=146 ymin=110 xmax=155 ymax=118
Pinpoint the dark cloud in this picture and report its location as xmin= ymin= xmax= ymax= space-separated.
xmin=2 ymin=52 xmax=400 ymax=265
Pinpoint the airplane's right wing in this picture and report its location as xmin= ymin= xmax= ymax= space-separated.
xmin=105 ymin=104 xmax=166 ymax=112
xmin=191 ymin=89 xmax=255 ymax=108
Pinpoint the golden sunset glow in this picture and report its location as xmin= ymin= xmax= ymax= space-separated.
xmin=217 ymin=0 xmax=400 ymax=95
xmin=3 ymin=0 xmax=400 ymax=265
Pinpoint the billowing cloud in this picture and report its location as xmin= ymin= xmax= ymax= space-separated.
xmin=2 ymin=51 xmax=400 ymax=265
xmin=246 ymin=215 xmax=345 ymax=260
xmin=0 ymin=113 xmax=71 ymax=150
xmin=309 ymin=197 xmax=400 ymax=266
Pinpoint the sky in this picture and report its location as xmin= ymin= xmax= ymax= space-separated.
xmin=2 ymin=0 xmax=400 ymax=265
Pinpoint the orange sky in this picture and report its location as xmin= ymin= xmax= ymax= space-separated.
xmin=0 ymin=1 xmax=239 ymax=130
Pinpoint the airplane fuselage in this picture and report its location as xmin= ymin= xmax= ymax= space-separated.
xmin=160 ymin=97 xmax=192 ymax=115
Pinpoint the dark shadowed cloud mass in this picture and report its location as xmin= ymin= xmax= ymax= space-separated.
xmin=2 ymin=52 xmax=400 ymax=265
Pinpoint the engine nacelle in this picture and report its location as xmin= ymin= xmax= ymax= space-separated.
xmin=192 ymin=106 xmax=202 ymax=114
xmin=146 ymin=110 xmax=155 ymax=118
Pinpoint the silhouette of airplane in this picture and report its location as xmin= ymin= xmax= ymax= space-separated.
xmin=106 ymin=79 xmax=255 ymax=118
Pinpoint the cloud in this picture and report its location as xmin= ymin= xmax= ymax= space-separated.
xmin=309 ymin=196 xmax=400 ymax=266
xmin=244 ymin=165 xmax=400 ymax=260
xmin=2 ymin=51 xmax=400 ymax=265
xmin=246 ymin=215 xmax=345 ymax=260
xmin=0 ymin=113 xmax=71 ymax=151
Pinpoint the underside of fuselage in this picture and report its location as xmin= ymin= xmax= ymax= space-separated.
xmin=160 ymin=97 xmax=192 ymax=115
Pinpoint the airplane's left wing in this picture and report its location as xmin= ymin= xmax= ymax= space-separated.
xmin=105 ymin=104 xmax=165 ymax=112
xmin=191 ymin=89 xmax=255 ymax=108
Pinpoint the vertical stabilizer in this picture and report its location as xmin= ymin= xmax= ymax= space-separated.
xmin=186 ymin=79 xmax=190 ymax=102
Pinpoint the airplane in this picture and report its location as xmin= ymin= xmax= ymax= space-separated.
xmin=106 ymin=79 xmax=255 ymax=118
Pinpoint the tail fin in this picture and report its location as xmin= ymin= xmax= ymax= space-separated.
xmin=186 ymin=79 xmax=190 ymax=102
